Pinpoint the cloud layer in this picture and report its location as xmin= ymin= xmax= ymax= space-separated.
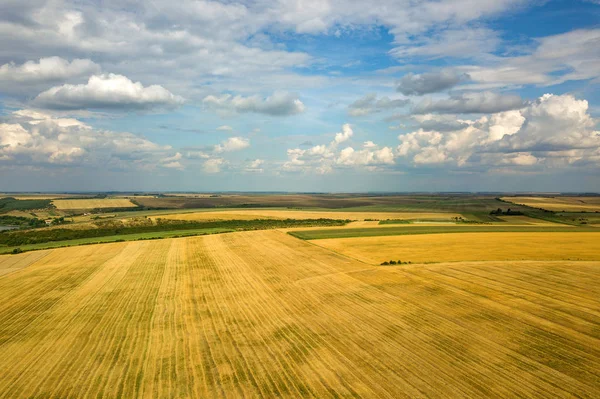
xmin=397 ymin=70 xmax=467 ymax=95
xmin=203 ymin=91 xmax=305 ymax=116
xmin=0 ymin=110 xmax=179 ymax=170
xmin=0 ymin=57 xmax=99 ymax=84
xmin=413 ymin=92 xmax=525 ymax=114
xmin=348 ymin=94 xmax=410 ymax=116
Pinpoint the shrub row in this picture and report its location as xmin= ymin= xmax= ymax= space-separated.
xmin=0 ymin=218 xmax=349 ymax=246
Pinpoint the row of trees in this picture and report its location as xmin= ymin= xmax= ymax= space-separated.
xmin=381 ymin=260 xmax=411 ymax=266
xmin=489 ymin=208 xmax=523 ymax=216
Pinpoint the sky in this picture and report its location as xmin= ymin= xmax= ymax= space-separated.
xmin=0 ymin=0 xmax=599 ymax=192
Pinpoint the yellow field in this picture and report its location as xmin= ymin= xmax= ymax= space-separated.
xmin=312 ymin=232 xmax=600 ymax=264
xmin=0 ymin=231 xmax=599 ymax=397
xmin=0 ymin=250 xmax=51 ymax=276
xmin=502 ymin=196 xmax=600 ymax=212
xmin=158 ymin=209 xmax=463 ymax=222
xmin=52 ymin=198 xmax=137 ymax=210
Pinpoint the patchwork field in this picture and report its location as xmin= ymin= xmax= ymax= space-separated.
xmin=133 ymin=194 xmax=534 ymax=215
xmin=0 ymin=231 xmax=599 ymax=397
xmin=158 ymin=209 xmax=463 ymax=222
xmin=502 ymin=196 xmax=600 ymax=212
xmin=289 ymin=225 xmax=589 ymax=240
xmin=52 ymin=198 xmax=138 ymax=210
xmin=312 ymin=232 xmax=600 ymax=264
xmin=496 ymin=215 xmax=566 ymax=225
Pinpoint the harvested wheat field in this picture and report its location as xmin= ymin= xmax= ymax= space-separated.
xmin=501 ymin=196 xmax=600 ymax=212
xmin=52 ymin=198 xmax=137 ymax=210
xmin=0 ymin=231 xmax=599 ymax=398
xmin=159 ymin=209 xmax=462 ymax=222
xmin=312 ymin=232 xmax=600 ymax=264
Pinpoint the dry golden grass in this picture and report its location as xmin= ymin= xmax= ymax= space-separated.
xmin=3 ymin=210 xmax=36 ymax=218
xmin=0 ymin=231 xmax=598 ymax=397
xmin=158 ymin=209 xmax=463 ymax=222
xmin=502 ymin=196 xmax=600 ymax=212
xmin=52 ymin=198 xmax=137 ymax=210
xmin=496 ymin=215 xmax=567 ymax=225
xmin=313 ymin=232 xmax=600 ymax=264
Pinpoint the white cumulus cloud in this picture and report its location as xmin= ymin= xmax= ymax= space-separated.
xmin=283 ymin=123 xmax=395 ymax=173
xmin=214 ymin=137 xmax=250 ymax=153
xmin=396 ymin=93 xmax=600 ymax=170
xmin=203 ymin=158 xmax=226 ymax=173
xmin=0 ymin=109 xmax=181 ymax=170
xmin=33 ymin=73 xmax=185 ymax=110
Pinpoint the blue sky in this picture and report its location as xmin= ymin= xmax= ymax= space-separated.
xmin=0 ymin=0 xmax=599 ymax=192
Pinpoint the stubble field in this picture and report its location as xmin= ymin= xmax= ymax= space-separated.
xmin=0 ymin=230 xmax=599 ymax=398
xmin=52 ymin=198 xmax=138 ymax=210
xmin=311 ymin=232 xmax=600 ymax=264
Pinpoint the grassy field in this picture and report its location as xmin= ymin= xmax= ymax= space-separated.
xmin=0 ymin=218 xmax=347 ymax=251
xmin=289 ymin=225 xmax=591 ymax=240
xmin=8 ymin=195 xmax=90 ymax=200
xmin=0 ymin=197 xmax=52 ymax=213
xmin=312 ymin=232 xmax=600 ymax=264
xmin=52 ymin=198 xmax=138 ymax=210
xmin=0 ymin=227 xmax=234 ymax=254
xmin=502 ymin=196 xmax=600 ymax=212
xmin=495 ymin=215 xmax=566 ymax=225
xmin=158 ymin=209 xmax=463 ymax=222
xmin=0 ymin=231 xmax=598 ymax=397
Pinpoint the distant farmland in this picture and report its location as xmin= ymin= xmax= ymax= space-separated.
xmin=158 ymin=209 xmax=463 ymax=222
xmin=502 ymin=196 xmax=600 ymax=212
xmin=52 ymin=198 xmax=137 ymax=210
xmin=0 ymin=231 xmax=598 ymax=397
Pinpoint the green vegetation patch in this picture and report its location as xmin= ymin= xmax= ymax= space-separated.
xmin=378 ymin=219 xmax=412 ymax=225
xmin=0 ymin=197 xmax=52 ymax=213
xmin=0 ymin=227 xmax=234 ymax=254
xmin=0 ymin=215 xmax=46 ymax=228
xmin=0 ymin=218 xmax=348 ymax=247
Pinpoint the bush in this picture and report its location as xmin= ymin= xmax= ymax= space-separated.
xmin=389 ymin=260 xmax=397 ymax=265
xmin=381 ymin=261 xmax=390 ymax=265
xmin=11 ymin=248 xmax=23 ymax=254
